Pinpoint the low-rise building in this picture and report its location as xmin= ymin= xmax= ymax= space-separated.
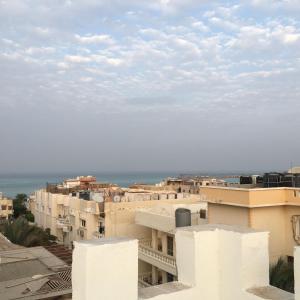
xmin=0 ymin=193 xmax=13 ymax=221
xmin=30 ymin=177 xmax=207 ymax=248
xmin=201 ymin=185 xmax=300 ymax=262
xmin=135 ymin=202 xmax=207 ymax=286
xmin=0 ymin=245 xmax=72 ymax=299
xmin=32 ymin=189 xmax=103 ymax=246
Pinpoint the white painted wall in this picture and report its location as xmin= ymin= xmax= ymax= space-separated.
xmin=72 ymin=225 xmax=295 ymax=300
xmin=72 ymin=238 xmax=138 ymax=300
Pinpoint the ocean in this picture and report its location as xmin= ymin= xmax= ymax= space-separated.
xmin=0 ymin=172 xmax=175 ymax=198
xmin=0 ymin=171 xmax=246 ymax=199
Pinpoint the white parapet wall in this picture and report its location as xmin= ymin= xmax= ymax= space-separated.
xmin=72 ymin=237 xmax=138 ymax=300
xmin=72 ymin=225 xmax=295 ymax=300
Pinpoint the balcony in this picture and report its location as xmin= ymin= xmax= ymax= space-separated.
xmin=56 ymin=217 xmax=72 ymax=232
xmin=138 ymin=240 xmax=177 ymax=276
xmin=92 ymin=231 xmax=104 ymax=239
xmin=138 ymin=272 xmax=152 ymax=288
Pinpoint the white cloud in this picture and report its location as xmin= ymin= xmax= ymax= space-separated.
xmin=75 ymin=34 xmax=115 ymax=44
xmin=24 ymin=47 xmax=56 ymax=55
xmin=65 ymin=55 xmax=91 ymax=63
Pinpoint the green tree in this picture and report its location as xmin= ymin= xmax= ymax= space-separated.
xmin=25 ymin=211 xmax=35 ymax=222
xmin=13 ymin=193 xmax=28 ymax=218
xmin=270 ymin=257 xmax=294 ymax=293
xmin=1 ymin=217 xmax=56 ymax=247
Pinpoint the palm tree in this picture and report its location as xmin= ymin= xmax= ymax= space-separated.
xmin=270 ymin=257 xmax=294 ymax=293
xmin=1 ymin=217 xmax=55 ymax=247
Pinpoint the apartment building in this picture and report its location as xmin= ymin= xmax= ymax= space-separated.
xmin=0 ymin=192 xmax=13 ymax=220
xmin=133 ymin=201 xmax=207 ymax=287
xmin=32 ymin=189 xmax=103 ymax=246
xmin=31 ymin=177 xmax=206 ymax=248
xmin=159 ymin=177 xmax=228 ymax=194
xmin=201 ymin=185 xmax=300 ymax=262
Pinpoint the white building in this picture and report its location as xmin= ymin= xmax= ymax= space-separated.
xmin=72 ymin=224 xmax=296 ymax=300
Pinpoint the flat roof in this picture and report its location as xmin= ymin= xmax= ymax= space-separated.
xmin=139 ymin=282 xmax=191 ymax=299
xmin=247 ymin=286 xmax=294 ymax=300
xmin=174 ymin=224 xmax=267 ymax=234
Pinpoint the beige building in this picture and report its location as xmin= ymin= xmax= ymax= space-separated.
xmin=134 ymin=201 xmax=207 ymax=286
xmin=0 ymin=193 xmax=13 ymax=220
xmin=201 ymin=186 xmax=300 ymax=261
xmin=32 ymin=189 xmax=103 ymax=246
xmin=31 ymin=183 xmax=205 ymax=249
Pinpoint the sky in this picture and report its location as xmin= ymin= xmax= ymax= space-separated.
xmin=0 ymin=0 xmax=299 ymax=174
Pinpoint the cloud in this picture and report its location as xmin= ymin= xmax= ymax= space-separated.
xmin=75 ymin=34 xmax=115 ymax=44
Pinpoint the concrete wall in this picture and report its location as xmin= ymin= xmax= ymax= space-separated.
xmin=72 ymin=238 xmax=138 ymax=300
xmin=208 ymin=203 xmax=249 ymax=227
xmin=205 ymin=187 xmax=300 ymax=262
xmin=250 ymin=206 xmax=287 ymax=261
xmin=104 ymin=198 xmax=204 ymax=240
xmin=72 ymin=224 xmax=294 ymax=300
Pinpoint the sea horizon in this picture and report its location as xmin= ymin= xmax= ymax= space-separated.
xmin=0 ymin=170 xmax=271 ymax=198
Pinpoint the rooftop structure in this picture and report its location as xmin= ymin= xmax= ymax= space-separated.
xmin=0 ymin=246 xmax=71 ymax=299
xmin=30 ymin=177 xmax=204 ymax=247
xmin=201 ymin=185 xmax=300 ymax=261
xmin=72 ymin=224 xmax=296 ymax=300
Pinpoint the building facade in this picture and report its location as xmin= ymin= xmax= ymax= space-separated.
xmin=0 ymin=193 xmax=13 ymax=220
xmin=72 ymin=224 xmax=295 ymax=300
xmin=201 ymin=186 xmax=300 ymax=261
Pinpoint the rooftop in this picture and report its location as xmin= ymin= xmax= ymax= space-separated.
xmin=0 ymin=246 xmax=72 ymax=299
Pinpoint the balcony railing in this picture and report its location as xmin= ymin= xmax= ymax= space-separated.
xmin=92 ymin=231 xmax=104 ymax=239
xmin=138 ymin=241 xmax=177 ymax=275
xmin=138 ymin=272 xmax=152 ymax=288
xmin=56 ymin=217 xmax=71 ymax=228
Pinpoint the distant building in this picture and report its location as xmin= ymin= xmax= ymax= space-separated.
xmin=289 ymin=166 xmax=300 ymax=174
xmin=160 ymin=176 xmax=227 ymax=194
xmin=0 ymin=193 xmax=13 ymax=221
xmin=30 ymin=177 xmax=206 ymax=248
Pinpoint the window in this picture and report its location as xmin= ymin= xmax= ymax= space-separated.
xmin=157 ymin=238 xmax=162 ymax=252
xmin=81 ymin=219 xmax=86 ymax=227
xmin=8 ymin=206 xmax=12 ymax=210
xmin=1 ymin=205 xmax=7 ymax=210
xmin=167 ymin=236 xmax=174 ymax=256
xmin=200 ymin=209 xmax=206 ymax=219
xmin=167 ymin=273 xmax=174 ymax=282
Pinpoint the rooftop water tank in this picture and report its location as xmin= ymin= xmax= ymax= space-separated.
xmin=175 ymin=208 xmax=191 ymax=228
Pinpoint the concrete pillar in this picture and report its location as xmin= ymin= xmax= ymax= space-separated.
xmin=173 ymin=236 xmax=176 ymax=257
xmin=152 ymin=229 xmax=158 ymax=250
xmin=175 ymin=225 xmax=270 ymax=300
xmin=162 ymin=232 xmax=168 ymax=255
xmin=162 ymin=270 xmax=168 ymax=283
xmin=152 ymin=265 xmax=158 ymax=285
xmin=295 ymin=247 xmax=300 ymax=300
xmin=72 ymin=237 xmax=138 ymax=300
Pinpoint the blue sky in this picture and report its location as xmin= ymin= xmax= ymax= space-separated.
xmin=0 ymin=0 xmax=299 ymax=173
